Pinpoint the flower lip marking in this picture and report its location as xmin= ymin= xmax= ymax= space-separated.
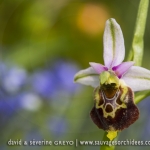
xmin=90 ymin=83 xmax=139 ymax=137
xmin=95 ymin=72 xmax=128 ymax=118
xmin=105 ymin=104 xmax=113 ymax=113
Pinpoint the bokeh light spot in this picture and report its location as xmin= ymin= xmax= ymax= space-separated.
xmin=76 ymin=3 xmax=110 ymax=36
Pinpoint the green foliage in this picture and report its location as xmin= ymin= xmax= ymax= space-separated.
xmin=0 ymin=1 xmax=150 ymax=150
xmin=128 ymin=0 xmax=149 ymax=66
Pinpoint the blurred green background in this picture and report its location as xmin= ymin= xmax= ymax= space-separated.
xmin=0 ymin=0 xmax=150 ymax=150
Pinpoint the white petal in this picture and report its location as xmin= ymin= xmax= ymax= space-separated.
xmin=122 ymin=66 xmax=150 ymax=91
xmin=103 ymin=18 xmax=125 ymax=68
xmin=74 ymin=67 xmax=99 ymax=87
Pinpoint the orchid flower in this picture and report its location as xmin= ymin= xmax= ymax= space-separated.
xmin=74 ymin=18 xmax=150 ymax=92
xmin=74 ymin=18 xmax=150 ymax=141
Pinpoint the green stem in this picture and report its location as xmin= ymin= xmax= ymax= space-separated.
xmin=100 ymin=132 xmax=117 ymax=150
xmin=135 ymin=90 xmax=150 ymax=104
xmin=128 ymin=0 xmax=149 ymax=66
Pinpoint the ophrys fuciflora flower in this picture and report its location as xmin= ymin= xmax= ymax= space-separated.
xmin=74 ymin=18 xmax=150 ymax=140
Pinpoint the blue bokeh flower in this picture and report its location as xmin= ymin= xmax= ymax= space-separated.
xmin=53 ymin=60 xmax=81 ymax=93
xmin=31 ymin=60 xmax=81 ymax=99
xmin=31 ymin=70 xmax=57 ymax=98
xmin=1 ymin=66 xmax=27 ymax=94
xmin=48 ymin=116 xmax=68 ymax=138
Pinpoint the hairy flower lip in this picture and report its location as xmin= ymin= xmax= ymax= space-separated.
xmin=74 ymin=18 xmax=150 ymax=92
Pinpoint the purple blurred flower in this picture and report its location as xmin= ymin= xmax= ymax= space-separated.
xmin=19 ymin=92 xmax=42 ymax=111
xmin=139 ymin=98 xmax=150 ymax=140
xmin=24 ymin=129 xmax=42 ymax=141
xmin=31 ymin=60 xmax=81 ymax=99
xmin=1 ymin=67 xmax=27 ymax=94
xmin=24 ymin=129 xmax=42 ymax=150
xmin=31 ymin=70 xmax=57 ymax=98
xmin=53 ymin=60 xmax=81 ymax=93
xmin=48 ymin=116 xmax=68 ymax=138
xmin=0 ymin=91 xmax=21 ymax=127
xmin=0 ymin=63 xmax=27 ymax=126
xmin=0 ymin=62 xmax=7 ymax=77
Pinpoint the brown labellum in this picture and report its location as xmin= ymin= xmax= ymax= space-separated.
xmin=90 ymin=85 xmax=139 ymax=131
